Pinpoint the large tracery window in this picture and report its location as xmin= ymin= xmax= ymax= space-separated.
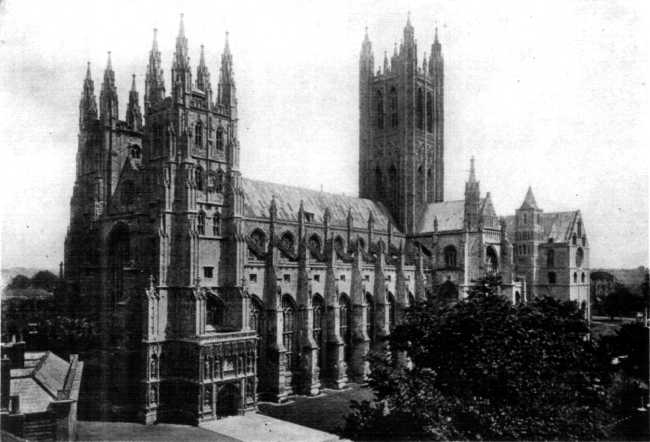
xmin=282 ymin=295 xmax=297 ymax=369
xmin=206 ymin=295 xmax=225 ymax=331
xmin=195 ymin=121 xmax=203 ymax=147
xmin=486 ymin=246 xmax=498 ymax=274
xmin=216 ymin=127 xmax=224 ymax=151
xmin=390 ymin=87 xmax=398 ymax=127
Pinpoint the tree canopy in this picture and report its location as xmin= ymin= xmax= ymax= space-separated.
xmin=345 ymin=279 xmax=616 ymax=441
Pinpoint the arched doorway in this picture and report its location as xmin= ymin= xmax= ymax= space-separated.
xmin=216 ymin=383 xmax=240 ymax=417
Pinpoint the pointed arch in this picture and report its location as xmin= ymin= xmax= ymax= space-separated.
xmin=387 ymin=292 xmax=397 ymax=329
xmin=198 ymin=210 xmax=206 ymax=235
xmin=282 ymin=295 xmax=298 ymax=369
xmin=213 ymin=211 xmax=222 ymax=236
xmin=195 ymin=121 xmax=203 ymax=147
xmin=312 ymin=294 xmax=324 ymax=369
xmin=576 ymin=247 xmax=584 ymax=267
xmin=216 ymin=126 xmax=224 ymax=151
xmin=195 ymin=166 xmax=205 ymax=191
xmin=486 ymin=246 xmax=498 ymax=274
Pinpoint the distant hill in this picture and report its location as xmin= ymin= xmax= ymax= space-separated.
xmin=1 ymin=267 xmax=58 ymax=289
xmin=593 ymin=266 xmax=648 ymax=293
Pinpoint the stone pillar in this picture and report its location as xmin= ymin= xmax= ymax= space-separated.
xmin=350 ymin=243 xmax=370 ymax=381
xmin=296 ymin=226 xmax=320 ymax=395
xmin=324 ymin=239 xmax=347 ymax=388
xmin=373 ymin=241 xmax=390 ymax=355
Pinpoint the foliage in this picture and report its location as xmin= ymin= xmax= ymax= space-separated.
xmin=30 ymin=270 xmax=59 ymax=291
xmin=599 ymin=322 xmax=649 ymax=383
xmin=8 ymin=274 xmax=31 ymax=289
xmin=344 ymin=278 xmax=615 ymax=441
xmin=597 ymin=282 xmax=646 ymax=319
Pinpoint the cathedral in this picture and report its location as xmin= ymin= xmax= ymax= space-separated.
xmin=63 ymin=15 xmax=590 ymax=424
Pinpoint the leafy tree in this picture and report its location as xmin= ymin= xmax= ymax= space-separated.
xmin=344 ymin=278 xmax=615 ymax=441
xmin=31 ymin=270 xmax=59 ymax=291
xmin=8 ymin=274 xmax=31 ymax=289
xmin=602 ymin=283 xmax=645 ymax=320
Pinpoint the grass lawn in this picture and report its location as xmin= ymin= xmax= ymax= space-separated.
xmin=258 ymin=383 xmax=374 ymax=435
xmin=77 ymin=420 xmax=239 ymax=441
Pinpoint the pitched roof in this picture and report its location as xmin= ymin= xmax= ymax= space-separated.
xmin=416 ymin=200 xmax=465 ymax=233
xmin=241 ymin=178 xmax=397 ymax=231
xmin=9 ymin=351 xmax=78 ymax=414
xmin=520 ymin=186 xmax=538 ymax=210
xmin=504 ymin=211 xmax=579 ymax=243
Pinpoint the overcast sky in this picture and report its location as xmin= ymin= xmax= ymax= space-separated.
xmin=0 ymin=0 xmax=648 ymax=271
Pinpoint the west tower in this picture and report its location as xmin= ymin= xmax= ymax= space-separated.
xmin=359 ymin=16 xmax=444 ymax=234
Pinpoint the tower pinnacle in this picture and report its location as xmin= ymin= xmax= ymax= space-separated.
xmin=79 ymin=62 xmax=97 ymax=128
xmin=99 ymin=51 xmax=118 ymax=121
xmin=145 ymin=27 xmax=165 ymax=110
xmin=126 ymin=74 xmax=142 ymax=131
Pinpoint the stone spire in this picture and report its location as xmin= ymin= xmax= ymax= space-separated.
xmin=172 ymin=13 xmax=192 ymax=98
xmin=79 ymin=62 xmax=98 ymax=129
xmin=126 ymin=74 xmax=143 ymax=131
xmin=403 ymin=11 xmax=415 ymax=42
xmin=99 ymin=51 xmax=118 ymax=121
xmin=464 ymin=157 xmax=481 ymax=231
xmin=520 ymin=186 xmax=539 ymax=210
xmin=196 ymin=44 xmax=211 ymax=93
xmin=217 ymin=32 xmax=236 ymax=108
xmin=145 ymin=28 xmax=165 ymax=111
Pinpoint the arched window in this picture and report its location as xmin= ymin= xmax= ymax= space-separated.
xmin=577 ymin=220 xmax=582 ymax=237
xmin=548 ymin=272 xmax=556 ymax=284
xmin=426 ymin=92 xmax=433 ymax=132
xmin=573 ymin=272 xmax=578 ymax=283
xmin=280 ymin=231 xmax=295 ymax=253
xmin=340 ymin=294 xmax=352 ymax=362
xmin=390 ymin=86 xmax=398 ymax=127
xmin=486 ymin=246 xmax=498 ymax=274
xmin=515 ymin=292 xmax=521 ymax=304
xmin=198 ymin=210 xmax=206 ymax=235
xmin=213 ymin=211 xmax=221 ymax=236
xmin=357 ymin=236 xmax=366 ymax=251
xmin=216 ymin=127 xmax=224 ymax=151
xmin=416 ymin=88 xmax=424 ymax=130
xmin=282 ymin=295 xmax=297 ymax=369
xmin=581 ymin=272 xmax=586 ymax=283
xmin=444 ymin=245 xmax=457 ymax=268
xmin=206 ymin=295 xmax=225 ymax=331
xmin=387 ymin=292 xmax=396 ymax=329
xmin=408 ymin=292 xmax=415 ymax=308
xmin=334 ymin=236 xmax=345 ymax=253
xmin=376 ymin=90 xmax=384 ymax=129
xmin=547 ymin=249 xmax=555 ymax=268
xmin=576 ymin=247 xmax=584 ymax=267
xmin=195 ymin=121 xmax=203 ymax=147
xmin=572 ymin=233 xmax=577 ymax=246
xmin=250 ymin=229 xmax=266 ymax=251
xmin=308 ymin=234 xmax=321 ymax=253
xmin=195 ymin=167 xmax=204 ymax=191
xmin=523 ymin=213 xmax=527 ymax=224
xmin=216 ymin=170 xmax=224 ymax=193
xmin=130 ymin=144 xmax=141 ymax=159
xmin=249 ymin=296 xmax=263 ymax=353
xmin=366 ymin=293 xmax=374 ymax=342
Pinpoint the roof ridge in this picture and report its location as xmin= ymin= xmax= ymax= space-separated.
xmin=243 ymin=177 xmax=369 ymax=201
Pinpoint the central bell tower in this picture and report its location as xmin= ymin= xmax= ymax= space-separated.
xmin=358 ymin=15 xmax=444 ymax=234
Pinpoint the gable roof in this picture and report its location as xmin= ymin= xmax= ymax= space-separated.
xmin=241 ymin=178 xmax=397 ymax=231
xmin=504 ymin=210 xmax=579 ymax=243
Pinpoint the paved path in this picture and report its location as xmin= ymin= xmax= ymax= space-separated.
xmin=78 ymin=420 xmax=238 ymax=441
xmin=200 ymin=412 xmax=342 ymax=442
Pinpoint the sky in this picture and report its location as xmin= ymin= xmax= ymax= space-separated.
xmin=0 ymin=0 xmax=648 ymax=271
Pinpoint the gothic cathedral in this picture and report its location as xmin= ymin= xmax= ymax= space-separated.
xmin=63 ymin=15 xmax=590 ymax=425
